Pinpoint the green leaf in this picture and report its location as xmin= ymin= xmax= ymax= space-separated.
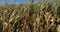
xmin=13 ymin=16 xmax=20 ymax=27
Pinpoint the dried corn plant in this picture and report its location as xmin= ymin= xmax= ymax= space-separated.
xmin=0 ymin=0 xmax=60 ymax=32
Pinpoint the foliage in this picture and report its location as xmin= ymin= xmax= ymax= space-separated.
xmin=0 ymin=0 xmax=60 ymax=32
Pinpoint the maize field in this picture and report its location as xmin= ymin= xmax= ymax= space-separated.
xmin=0 ymin=0 xmax=60 ymax=32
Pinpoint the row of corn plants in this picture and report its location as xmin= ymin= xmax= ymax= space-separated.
xmin=0 ymin=0 xmax=60 ymax=32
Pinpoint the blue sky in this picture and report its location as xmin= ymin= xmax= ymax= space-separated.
xmin=0 ymin=0 xmax=29 ymax=5
xmin=0 ymin=0 xmax=52 ymax=5
xmin=6 ymin=0 xmax=29 ymax=4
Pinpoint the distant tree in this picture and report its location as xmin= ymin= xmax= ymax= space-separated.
xmin=52 ymin=0 xmax=58 ymax=2
xmin=40 ymin=0 xmax=48 ymax=2
xmin=29 ymin=0 xmax=34 ymax=3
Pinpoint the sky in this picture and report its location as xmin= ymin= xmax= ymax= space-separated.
xmin=0 ymin=0 xmax=52 ymax=5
